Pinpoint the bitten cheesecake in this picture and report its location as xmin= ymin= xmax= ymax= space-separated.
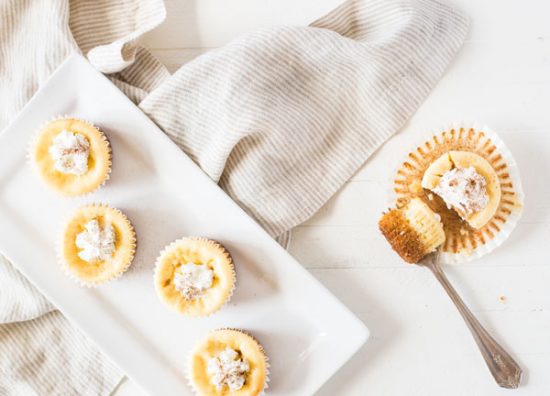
xmin=379 ymin=198 xmax=446 ymax=263
xmin=421 ymin=151 xmax=501 ymax=230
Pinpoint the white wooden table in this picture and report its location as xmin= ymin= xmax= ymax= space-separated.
xmin=116 ymin=0 xmax=550 ymax=394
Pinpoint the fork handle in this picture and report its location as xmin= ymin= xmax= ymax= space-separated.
xmin=424 ymin=259 xmax=522 ymax=389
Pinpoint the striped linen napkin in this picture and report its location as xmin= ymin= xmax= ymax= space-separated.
xmin=0 ymin=0 xmax=468 ymax=394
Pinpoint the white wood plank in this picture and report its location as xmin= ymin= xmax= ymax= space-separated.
xmin=311 ymin=267 xmax=550 ymax=396
xmin=140 ymin=0 xmax=344 ymax=49
xmin=141 ymin=0 xmax=550 ymax=49
xmin=291 ymin=222 xmax=550 ymax=270
xmin=148 ymin=48 xmax=209 ymax=73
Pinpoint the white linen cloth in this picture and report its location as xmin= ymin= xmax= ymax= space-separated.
xmin=0 ymin=0 xmax=469 ymax=394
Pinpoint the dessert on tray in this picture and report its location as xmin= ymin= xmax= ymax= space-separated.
xmin=60 ymin=204 xmax=136 ymax=286
xmin=188 ymin=329 xmax=268 ymax=395
xmin=31 ymin=117 xmax=111 ymax=196
xmin=154 ymin=237 xmax=236 ymax=317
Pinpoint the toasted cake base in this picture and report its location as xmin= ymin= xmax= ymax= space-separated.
xmin=379 ymin=198 xmax=445 ymax=263
xmin=188 ymin=329 xmax=268 ymax=396
xmin=379 ymin=209 xmax=428 ymax=263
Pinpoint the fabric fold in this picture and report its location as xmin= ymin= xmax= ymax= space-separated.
xmin=139 ymin=0 xmax=469 ymax=238
xmin=0 ymin=311 xmax=122 ymax=396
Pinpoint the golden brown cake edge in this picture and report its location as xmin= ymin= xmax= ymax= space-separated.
xmin=378 ymin=209 xmax=429 ymax=264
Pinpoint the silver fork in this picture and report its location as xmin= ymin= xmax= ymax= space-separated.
xmin=421 ymin=253 xmax=523 ymax=388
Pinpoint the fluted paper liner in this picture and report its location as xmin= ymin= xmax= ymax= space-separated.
xmin=187 ymin=328 xmax=270 ymax=396
xmin=58 ymin=203 xmax=136 ymax=287
xmin=391 ymin=121 xmax=524 ymax=264
xmin=153 ymin=237 xmax=236 ymax=317
xmin=29 ymin=115 xmax=112 ymax=197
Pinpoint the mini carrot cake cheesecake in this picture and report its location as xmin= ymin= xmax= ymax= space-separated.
xmin=60 ymin=204 xmax=136 ymax=286
xmin=31 ymin=117 xmax=111 ymax=196
xmin=188 ymin=329 xmax=268 ymax=396
xmin=379 ymin=198 xmax=446 ymax=263
xmin=154 ymin=237 xmax=235 ymax=317
xmin=393 ymin=125 xmax=523 ymax=255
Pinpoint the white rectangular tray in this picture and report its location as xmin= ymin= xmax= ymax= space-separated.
xmin=0 ymin=54 xmax=368 ymax=395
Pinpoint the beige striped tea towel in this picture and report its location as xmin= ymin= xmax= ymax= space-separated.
xmin=0 ymin=0 xmax=469 ymax=394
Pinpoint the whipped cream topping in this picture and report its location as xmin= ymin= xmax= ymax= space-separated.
xmin=433 ymin=166 xmax=489 ymax=216
xmin=75 ymin=219 xmax=116 ymax=262
xmin=207 ymin=347 xmax=250 ymax=391
xmin=48 ymin=130 xmax=90 ymax=175
xmin=173 ymin=263 xmax=213 ymax=300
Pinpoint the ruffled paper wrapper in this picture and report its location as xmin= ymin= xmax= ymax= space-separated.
xmin=58 ymin=203 xmax=137 ymax=287
xmin=28 ymin=115 xmax=112 ymax=197
xmin=153 ymin=237 xmax=236 ymax=317
xmin=187 ymin=328 xmax=270 ymax=396
xmin=390 ymin=121 xmax=524 ymax=264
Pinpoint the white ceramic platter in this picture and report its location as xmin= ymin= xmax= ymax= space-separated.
xmin=0 ymin=54 xmax=368 ymax=396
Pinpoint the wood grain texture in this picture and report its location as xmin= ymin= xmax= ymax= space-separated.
xmin=115 ymin=0 xmax=550 ymax=394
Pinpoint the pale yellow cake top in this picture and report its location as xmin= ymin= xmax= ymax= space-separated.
xmin=32 ymin=117 xmax=111 ymax=196
xmin=189 ymin=329 xmax=268 ymax=396
xmin=154 ymin=237 xmax=235 ymax=317
xmin=61 ymin=204 xmax=136 ymax=286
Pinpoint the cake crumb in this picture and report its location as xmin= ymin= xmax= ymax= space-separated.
xmin=499 ymin=295 xmax=507 ymax=304
xmin=427 ymin=193 xmax=434 ymax=201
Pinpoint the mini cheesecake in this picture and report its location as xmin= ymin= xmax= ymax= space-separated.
xmin=421 ymin=151 xmax=501 ymax=229
xmin=392 ymin=126 xmax=522 ymax=256
xmin=60 ymin=204 xmax=136 ymax=286
xmin=32 ymin=117 xmax=111 ymax=196
xmin=154 ymin=237 xmax=236 ymax=317
xmin=188 ymin=329 xmax=268 ymax=396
